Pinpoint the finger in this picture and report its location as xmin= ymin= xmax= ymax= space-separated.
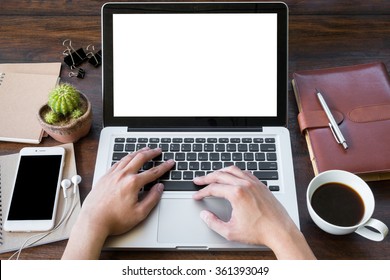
xmin=193 ymin=167 xmax=244 ymax=187
xmin=113 ymin=147 xmax=151 ymax=171
xmin=199 ymin=210 xmax=230 ymax=239
xmin=193 ymin=182 xmax=235 ymax=201
xmin=136 ymin=183 xmax=164 ymax=220
xmin=222 ymin=165 xmax=252 ymax=180
xmin=135 ymin=159 xmax=175 ymax=186
xmin=122 ymin=148 xmax=163 ymax=173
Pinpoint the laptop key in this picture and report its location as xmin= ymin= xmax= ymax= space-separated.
xmin=189 ymin=162 xmax=200 ymax=170
xmin=112 ymin=152 xmax=128 ymax=161
xmin=195 ymin=171 xmax=205 ymax=177
xmin=198 ymin=153 xmax=208 ymax=161
xmin=164 ymin=153 xmax=174 ymax=160
xmin=212 ymin=162 xmax=223 ymax=170
xmin=175 ymin=153 xmax=186 ymax=161
xmin=235 ymin=162 xmax=246 ymax=170
xmin=267 ymin=152 xmax=277 ymax=161
xmin=170 ymin=143 xmax=180 ymax=151
xmin=171 ymin=171 xmax=182 ymax=180
xmin=177 ymin=162 xmax=188 ymax=170
xmin=181 ymin=143 xmax=192 ymax=151
xmin=221 ymin=153 xmax=231 ymax=161
xmin=260 ymin=143 xmax=276 ymax=152
xmin=159 ymin=180 xmax=205 ymax=191
xmin=259 ymin=162 xmax=278 ymax=170
xmin=183 ymin=171 xmax=193 ymax=180
xmin=187 ymin=153 xmax=197 ymax=161
xmin=238 ymin=144 xmax=248 ymax=152
xmin=149 ymin=138 xmax=160 ymax=143
xmin=201 ymin=162 xmax=211 ymax=170
xmin=113 ymin=143 xmax=124 ymax=151
xmin=255 ymin=152 xmax=266 ymax=161
xmin=125 ymin=143 xmax=135 ymax=152
xmin=253 ymin=171 xmax=279 ymax=180
xmin=247 ymin=162 xmax=258 ymax=170
xmin=136 ymin=143 xmax=146 ymax=150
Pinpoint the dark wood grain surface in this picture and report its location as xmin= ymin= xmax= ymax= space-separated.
xmin=0 ymin=0 xmax=389 ymax=260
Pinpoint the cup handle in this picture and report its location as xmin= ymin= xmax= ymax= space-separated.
xmin=355 ymin=218 xmax=389 ymax=241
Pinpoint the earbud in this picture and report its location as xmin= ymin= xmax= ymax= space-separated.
xmin=61 ymin=179 xmax=71 ymax=198
xmin=71 ymin=175 xmax=82 ymax=194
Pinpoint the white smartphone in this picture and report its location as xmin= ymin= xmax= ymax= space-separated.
xmin=4 ymin=147 xmax=66 ymax=232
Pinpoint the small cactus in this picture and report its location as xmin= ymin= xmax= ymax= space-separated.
xmin=43 ymin=83 xmax=86 ymax=125
xmin=44 ymin=110 xmax=60 ymax=124
xmin=48 ymin=83 xmax=80 ymax=116
xmin=71 ymin=108 xmax=84 ymax=119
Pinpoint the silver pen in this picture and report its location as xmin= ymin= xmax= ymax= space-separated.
xmin=316 ymin=89 xmax=348 ymax=150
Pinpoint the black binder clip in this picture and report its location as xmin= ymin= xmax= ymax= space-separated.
xmin=86 ymin=45 xmax=102 ymax=67
xmin=63 ymin=39 xmax=87 ymax=69
xmin=69 ymin=68 xmax=86 ymax=79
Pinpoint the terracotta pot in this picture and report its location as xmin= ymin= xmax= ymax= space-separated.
xmin=37 ymin=93 xmax=92 ymax=143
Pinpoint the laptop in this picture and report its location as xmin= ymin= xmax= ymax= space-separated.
xmin=93 ymin=1 xmax=299 ymax=250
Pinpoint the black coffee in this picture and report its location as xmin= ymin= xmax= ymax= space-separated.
xmin=311 ymin=182 xmax=365 ymax=227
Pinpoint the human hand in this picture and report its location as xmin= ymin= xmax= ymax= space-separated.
xmin=81 ymin=147 xmax=175 ymax=236
xmin=62 ymin=147 xmax=175 ymax=259
xmin=193 ymin=166 xmax=315 ymax=259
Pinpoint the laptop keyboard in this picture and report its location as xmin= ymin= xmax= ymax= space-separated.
xmin=112 ymin=137 xmax=280 ymax=192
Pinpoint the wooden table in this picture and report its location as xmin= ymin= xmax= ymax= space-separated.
xmin=1 ymin=0 xmax=389 ymax=260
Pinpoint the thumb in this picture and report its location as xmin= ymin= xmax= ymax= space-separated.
xmin=137 ymin=183 xmax=164 ymax=219
xmin=200 ymin=210 xmax=229 ymax=239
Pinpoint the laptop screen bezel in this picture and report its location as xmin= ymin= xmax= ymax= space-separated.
xmin=102 ymin=2 xmax=288 ymax=129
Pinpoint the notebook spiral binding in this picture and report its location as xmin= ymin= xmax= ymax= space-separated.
xmin=0 ymin=73 xmax=5 ymax=86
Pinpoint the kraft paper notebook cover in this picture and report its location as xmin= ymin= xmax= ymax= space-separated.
xmin=0 ymin=143 xmax=81 ymax=255
xmin=0 ymin=72 xmax=59 ymax=144
xmin=292 ymin=62 xmax=390 ymax=181
xmin=0 ymin=62 xmax=61 ymax=76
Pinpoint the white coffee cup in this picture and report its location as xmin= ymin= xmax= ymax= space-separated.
xmin=307 ymin=170 xmax=388 ymax=241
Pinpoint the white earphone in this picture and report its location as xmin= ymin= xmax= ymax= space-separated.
xmin=61 ymin=179 xmax=71 ymax=198
xmin=71 ymin=174 xmax=82 ymax=194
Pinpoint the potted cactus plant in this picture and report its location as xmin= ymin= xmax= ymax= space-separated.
xmin=37 ymin=83 xmax=92 ymax=143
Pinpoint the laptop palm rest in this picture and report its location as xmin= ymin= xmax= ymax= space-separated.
xmin=157 ymin=198 xmax=231 ymax=244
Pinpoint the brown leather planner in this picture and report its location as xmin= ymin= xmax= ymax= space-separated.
xmin=292 ymin=62 xmax=390 ymax=181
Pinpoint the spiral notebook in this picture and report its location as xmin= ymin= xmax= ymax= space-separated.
xmin=0 ymin=63 xmax=61 ymax=144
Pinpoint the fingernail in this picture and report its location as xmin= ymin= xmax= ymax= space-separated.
xmin=193 ymin=176 xmax=201 ymax=182
xmin=157 ymin=183 xmax=164 ymax=193
xmin=200 ymin=210 xmax=209 ymax=225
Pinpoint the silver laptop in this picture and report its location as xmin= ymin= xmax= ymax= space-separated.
xmin=93 ymin=2 xmax=299 ymax=250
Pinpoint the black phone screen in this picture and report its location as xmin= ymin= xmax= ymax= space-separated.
xmin=7 ymin=155 xmax=63 ymax=220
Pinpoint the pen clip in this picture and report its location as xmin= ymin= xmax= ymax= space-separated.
xmin=328 ymin=123 xmax=341 ymax=144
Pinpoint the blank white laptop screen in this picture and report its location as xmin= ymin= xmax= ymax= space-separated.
xmin=112 ymin=13 xmax=277 ymax=117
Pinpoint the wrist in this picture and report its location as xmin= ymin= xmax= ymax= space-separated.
xmin=269 ymin=224 xmax=316 ymax=260
xmin=62 ymin=213 xmax=109 ymax=259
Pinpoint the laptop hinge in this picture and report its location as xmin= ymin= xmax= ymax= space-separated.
xmin=127 ymin=127 xmax=263 ymax=132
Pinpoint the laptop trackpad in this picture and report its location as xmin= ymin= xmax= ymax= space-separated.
xmin=158 ymin=198 xmax=231 ymax=244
